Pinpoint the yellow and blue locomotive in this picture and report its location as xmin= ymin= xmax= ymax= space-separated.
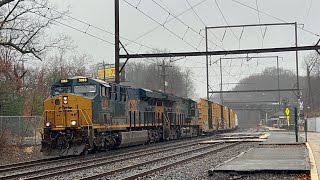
xmin=41 ymin=77 xmax=200 ymax=156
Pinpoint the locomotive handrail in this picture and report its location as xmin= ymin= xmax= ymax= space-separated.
xmin=79 ymin=109 xmax=92 ymax=137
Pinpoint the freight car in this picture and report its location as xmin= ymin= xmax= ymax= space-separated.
xmin=41 ymin=77 xmax=200 ymax=156
xmin=197 ymin=99 xmax=238 ymax=134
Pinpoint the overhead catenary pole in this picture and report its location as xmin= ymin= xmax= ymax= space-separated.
xmin=277 ymin=56 xmax=280 ymax=110
xmin=115 ymin=0 xmax=120 ymax=84
xmin=205 ymin=27 xmax=209 ymax=102
xmin=295 ymin=22 xmax=300 ymax=100
xmin=295 ymin=22 xmax=300 ymax=140
xmin=220 ymin=58 xmax=223 ymax=105
xmin=205 ymin=27 xmax=213 ymax=130
xmin=162 ymin=60 xmax=167 ymax=93
xmin=103 ymin=60 xmax=106 ymax=81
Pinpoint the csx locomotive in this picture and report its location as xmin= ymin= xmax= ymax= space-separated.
xmin=41 ymin=77 xmax=238 ymax=156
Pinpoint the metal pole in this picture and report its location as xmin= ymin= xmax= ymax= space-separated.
xmin=305 ymin=112 xmax=308 ymax=142
xmin=206 ymin=22 xmax=296 ymax=30
xmin=205 ymin=27 xmax=212 ymax=129
xmin=114 ymin=0 xmax=120 ymax=84
xmin=120 ymin=45 xmax=320 ymax=59
xmin=295 ymin=22 xmax=300 ymax=100
xmin=294 ymin=107 xmax=298 ymax=142
xmin=265 ymin=112 xmax=268 ymax=124
xmin=103 ymin=60 xmax=106 ymax=81
xmin=205 ymin=27 xmax=209 ymax=102
xmin=294 ymin=22 xmax=300 ymax=141
xmin=163 ymin=59 xmax=166 ymax=93
xmin=277 ymin=56 xmax=280 ymax=111
xmin=220 ymin=58 xmax=223 ymax=105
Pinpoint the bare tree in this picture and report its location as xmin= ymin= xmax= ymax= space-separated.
xmin=0 ymin=0 xmax=67 ymax=59
xmin=125 ymin=61 xmax=195 ymax=98
xmin=303 ymin=53 xmax=319 ymax=110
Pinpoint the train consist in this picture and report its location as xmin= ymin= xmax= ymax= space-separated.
xmin=41 ymin=77 xmax=238 ymax=156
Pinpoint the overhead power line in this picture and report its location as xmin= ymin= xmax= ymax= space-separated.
xmin=124 ymin=0 xmax=244 ymax=86
xmin=231 ymin=0 xmax=320 ymax=38
xmin=123 ymin=0 xmax=205 ymax=52
xmin=148 ymin=0 xmax=224 ymax=50
xmin=32 ymin=1 xmax=208 ymax=69
xmin=32 ymin=1 xmax=164 ymax=53
xmin=125 ymin=0 xmax=209 ymax=47
xmin=214 ymin=0 xmax=239 ymax=41
xmin=184 ymin=0 xmax=223 ymax=43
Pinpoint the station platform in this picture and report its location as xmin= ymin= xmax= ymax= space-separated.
xmin=208 ymin=131 xmax=313 ymax=178
xmin=305 ymin=132 xmax=320 ymax=179
xmin=260 ymin=132 xmax=304 ymax=145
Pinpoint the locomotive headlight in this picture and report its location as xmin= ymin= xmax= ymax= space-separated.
xmin=46 ymin=122 xmax=51 ymax=127
xmin=71 ymin=120 xmax=77 ymax=126
xmin=63 ymin=96 xmax=68 ymax=104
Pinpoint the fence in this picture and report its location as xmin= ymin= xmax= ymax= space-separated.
xmin=0 ymin=116 xmax=43 ymax=145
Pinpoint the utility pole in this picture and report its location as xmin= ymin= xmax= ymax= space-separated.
xmin=114 ymin=0 xmax=120 ymax=84
xmin=103 ymin=60 xmax=106 ymax=81
xmin=295 ymin=22 xmax=300 ymax=101
xmin=220 ymin=58 xmax=223 ymax=105
xmin=276 ymin=56 xmax=280 ymax=110
xmin=159 ymin=59 xmax=172 ymax=93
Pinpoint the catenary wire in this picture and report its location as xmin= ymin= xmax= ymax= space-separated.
xmin=149 ymin=0 xmax=224 ymax=50
xmin=231 ymin=0 xmax=320 ymax=38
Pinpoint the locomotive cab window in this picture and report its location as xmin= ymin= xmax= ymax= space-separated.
xmin=53 ymin=86 xmax=72 ymax=96
xmin=74 ymin=85 xmax=97 ymax=98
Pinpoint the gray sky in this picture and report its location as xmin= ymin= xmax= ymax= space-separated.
xmin=51 ymin=0 xmax=320 ymax=98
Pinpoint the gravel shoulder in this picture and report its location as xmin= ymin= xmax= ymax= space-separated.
xmin=0 ymin=145 xmax=43 ymax=165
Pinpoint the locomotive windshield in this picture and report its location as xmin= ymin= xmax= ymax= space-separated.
xmin=53 ymin=86 xmax=72 ymax=96
xmin=74 ymin=85 xmax=97 ymax=98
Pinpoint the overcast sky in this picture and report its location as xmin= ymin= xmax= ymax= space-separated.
xmin=50 ymin=0 xmax=320 ymax=98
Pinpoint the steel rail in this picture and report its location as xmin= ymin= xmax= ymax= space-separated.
xmin=122 ymin=142 xmax=242 ymax=180
xmin=0 ymin=137 xmax=214 ymax=180
xmin=80 ymin=142 xmax=242 ymax=180
xmin=0 ymin=157 xmax=64 ymax=173
xmin=0 ymin=134 xmax=213 ymax=175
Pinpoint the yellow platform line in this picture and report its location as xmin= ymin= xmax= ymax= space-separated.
xmin=306 ymin=142 xmax=319 ymax=180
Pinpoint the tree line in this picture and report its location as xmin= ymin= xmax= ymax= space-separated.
xmin=124 ymin=59 xmax=195 ymax=99
xmin=0 ymin=0 xmax=89 ymax=116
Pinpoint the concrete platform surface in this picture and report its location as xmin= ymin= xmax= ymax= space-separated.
xmin=306 ymin=132 xmax=320 ymax=179
xmin=215 ymin=147 xmax=310 ymax=172
xmin=217 ymin=132 xmax=263 ymax=137
xmin=260 ymin=132 xmax=305 ymax=145
xmin=264 ymin=126 xmax=286 ymax=131
xmin=199 ymin=139 xmax=265 ymax=144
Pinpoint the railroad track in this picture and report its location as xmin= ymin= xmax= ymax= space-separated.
xmin=0 ymin=135 xmax=213 ymax=174
xmin=0 ymin=156 xmax=64 ymax=174
xmin=0 ymin=135 xmax=216 ymax=179
xmin=80 ymin=142 xmax=242 ymax=180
